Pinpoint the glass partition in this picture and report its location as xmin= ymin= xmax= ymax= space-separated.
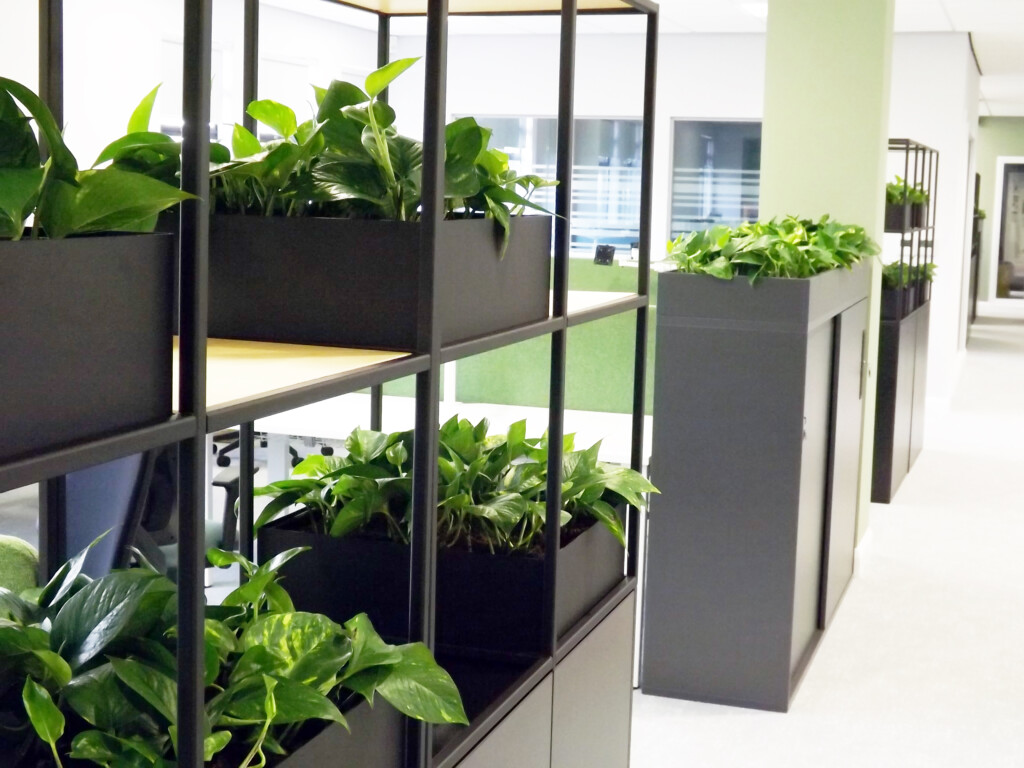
xmin=669 ymin=120 xmax=762 ymax=237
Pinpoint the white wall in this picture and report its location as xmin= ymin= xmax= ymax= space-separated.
xmin=0 ymin=1 xmax=38 ymax=90
xmin=888 ymin=33 xmax=980 ymax=403
xmin=0 ymin=1 xmax=378 ymax=165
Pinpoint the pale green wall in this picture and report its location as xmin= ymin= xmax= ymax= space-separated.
xmin=760 ymin=0 xmax=895 ymax=542
xmin=976 ymin=117 xmax=1024 ymax=299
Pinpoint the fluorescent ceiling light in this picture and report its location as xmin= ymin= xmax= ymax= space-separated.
xmin=741 ymin=1 xmax=769 ymax=19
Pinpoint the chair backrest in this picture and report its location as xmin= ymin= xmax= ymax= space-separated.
xmin=141 ymin=445 xmax=178 ymax=543
xmin=64 ymin=452 xmax=156 ymax=577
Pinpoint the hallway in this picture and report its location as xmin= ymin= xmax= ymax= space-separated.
xmin=630 ymin=303 xmax=1024 ymax=767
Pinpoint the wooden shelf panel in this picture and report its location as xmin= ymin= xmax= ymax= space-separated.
xmin=565 ymin=290 xmax=636 ymax=314
xmin=328 ymin=0 xmax=643 ymax=15
xmin=565 ymin=290 xmax=647 ymax=326
xmin=173 ymin=338 xmax=417 ymax=429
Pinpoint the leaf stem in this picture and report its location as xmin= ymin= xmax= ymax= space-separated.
xmin=49 ymin=741 xmax=64 ymax=768
xmin=240 ymin=717 xmax=272 ymax=768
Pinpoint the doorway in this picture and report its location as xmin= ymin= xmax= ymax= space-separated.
xmin=997 ymin=163 xmax=1024 ymax=298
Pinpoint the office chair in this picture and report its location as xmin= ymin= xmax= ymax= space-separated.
xmin=134 ymin=444 xmax=256 ymax=580
xmin=43 ymin=452 xmax=157 ymax=579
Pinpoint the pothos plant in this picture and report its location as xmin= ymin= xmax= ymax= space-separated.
xmin=91 ymin=83 xmax=231 ymax=187
xmin=0 ymin=540 xmax=466 ymax=768
xmin=0 ymin=78 xmax=192 ymax=240
xmin=881 ymin=260 xmax=936 ymax=289
xmin=254 ymin=416 xmax=658 ymax=555
xmin=885 ymin=175 xmax=928 ymax=206
xmin=211 ymin=57 xmax=556 ymax=255
xmin=666 ymin=215 xmax=881 ymax=283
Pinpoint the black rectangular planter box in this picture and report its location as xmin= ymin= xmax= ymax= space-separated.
xmin=884 ymin=202 xmax=926 ymax=232
xmin=208 ymin=215 xmax=552 ymax=351
xmin=0 ymin=234 xmax=174 ymax=463
xmin=641 ymin=264 xmax=870 ymax=711
xmin=259 ymin=517 xmax=624 ymax=655
xmin=274 ymin=697 xmax=404 ymax=767
xmin=882 ymin=284 xmax=917 ymax=320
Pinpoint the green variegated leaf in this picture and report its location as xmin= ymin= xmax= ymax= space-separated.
xmin=127 ymin=84 xmax=161 ymax=133
xmin=375 ymin=643 xmax=468 ymax=725
xmin=247 ymin=99 xmax=297 ymax=139
xmin=232 ymin=123 xmax=263 ymax=158
xmin=364 ymin=57 xmax=420 ymax=98
xmin=110 ymin=657 xmax=177 ymax=725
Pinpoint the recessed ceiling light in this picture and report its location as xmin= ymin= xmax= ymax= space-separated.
xmin=740 ymin=1 xmax=769 ymax=19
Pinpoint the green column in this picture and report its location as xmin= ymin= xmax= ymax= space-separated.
xmin=760 ymin=0 xmax=895 ymax=542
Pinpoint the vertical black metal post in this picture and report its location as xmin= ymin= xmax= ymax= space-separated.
xmin=930 ymin=151 xmax=939 ymax=299
xmin=37 ymin=0 xmax=64 ymax=565
xmin=544 ymin=0 xmax=576 ymax=656
xmin=38 ymin=0 xmax=63 ymax=129
xmin=914 ymin=146 xmax=924 ymax=275
xmin=242 ymin=0 xmax=259 ymax=132
xmin=377 ymin=13 xmax=391 ymax=99
xmin=38 ymin=477 xmax=66 ymax=580
xmin=238 ymin=422 xmax=255 ymax=561
xmin=177 ymin=0 xmax=212 ymax=764
xmin=408 ymin=2 xmax=447 ymax=765
xmin=900 ymin=145 xmax=910 ymax=317
xmin=627 ymin=8 xmax=657 ymax=580
xmin=369 ymin=13 xmax=391 ymax=433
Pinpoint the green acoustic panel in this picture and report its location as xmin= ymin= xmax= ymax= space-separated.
xmin=358 ymin=375 xmax=442 ymax=399
xmin=456 ymin=261 xmax=657 ymax=414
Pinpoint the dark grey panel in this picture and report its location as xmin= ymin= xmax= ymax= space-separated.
xmin=892 ymin=311 xmax=918 ymax=491
xmin=822 ymin=300 xmax=868 ymax=627
xmin=0 ymin=234 xmax=174 ymax=464
xmin=871 ymin=319 xmax=902 ymax=503
xmin=457 ymin=675 xmax=553 ymax=768
xmin=278 ymin=699 xmax=404 ymax=767
xmin=643 ymin=305 xmax=808 ymax=711
xmin=790 ymin=322 xmax=833 ymax=673
xmin=872 ymin=301 xmax=931 ymax=503
xmin=552 ymin=594 xmax=635 ymax=768
xmin=909 ymin=302 xmax=930 ymax=465
xmin=655 ymin=262 xmax=869 ymax=331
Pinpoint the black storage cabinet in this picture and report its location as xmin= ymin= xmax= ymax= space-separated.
xmin=640 ymin=264 xmax=870 ymax=712
xmin=872 ymin=301 xmax=930 ymax=502
xmin=0 ymin=234 xmax=174 ymax=463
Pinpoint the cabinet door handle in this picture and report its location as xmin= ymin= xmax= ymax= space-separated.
xmin=859 ymin=330 xmax=868 ymax=400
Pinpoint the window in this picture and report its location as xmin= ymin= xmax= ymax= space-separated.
xmin=473 ymin=117 xmax=643 ymax=256
xmin=670 ymin=120 xmax=762 ymax=237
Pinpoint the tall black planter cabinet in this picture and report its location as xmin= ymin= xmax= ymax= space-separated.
xmin=3 ymin=1 xmax=659 ymax=766
xmin=872 ymin=139 xmax=938 ymax=504
xmin=640 ymin=264 xmax=871 ymax=712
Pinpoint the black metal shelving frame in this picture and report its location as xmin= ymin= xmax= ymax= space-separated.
xmin=871 ymin=138 xmax=939 ymax=505
xmin=7 ymin=0 xmax=659 ymax=766
xmin=887 ymin=138 xmax=939 ymax=319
